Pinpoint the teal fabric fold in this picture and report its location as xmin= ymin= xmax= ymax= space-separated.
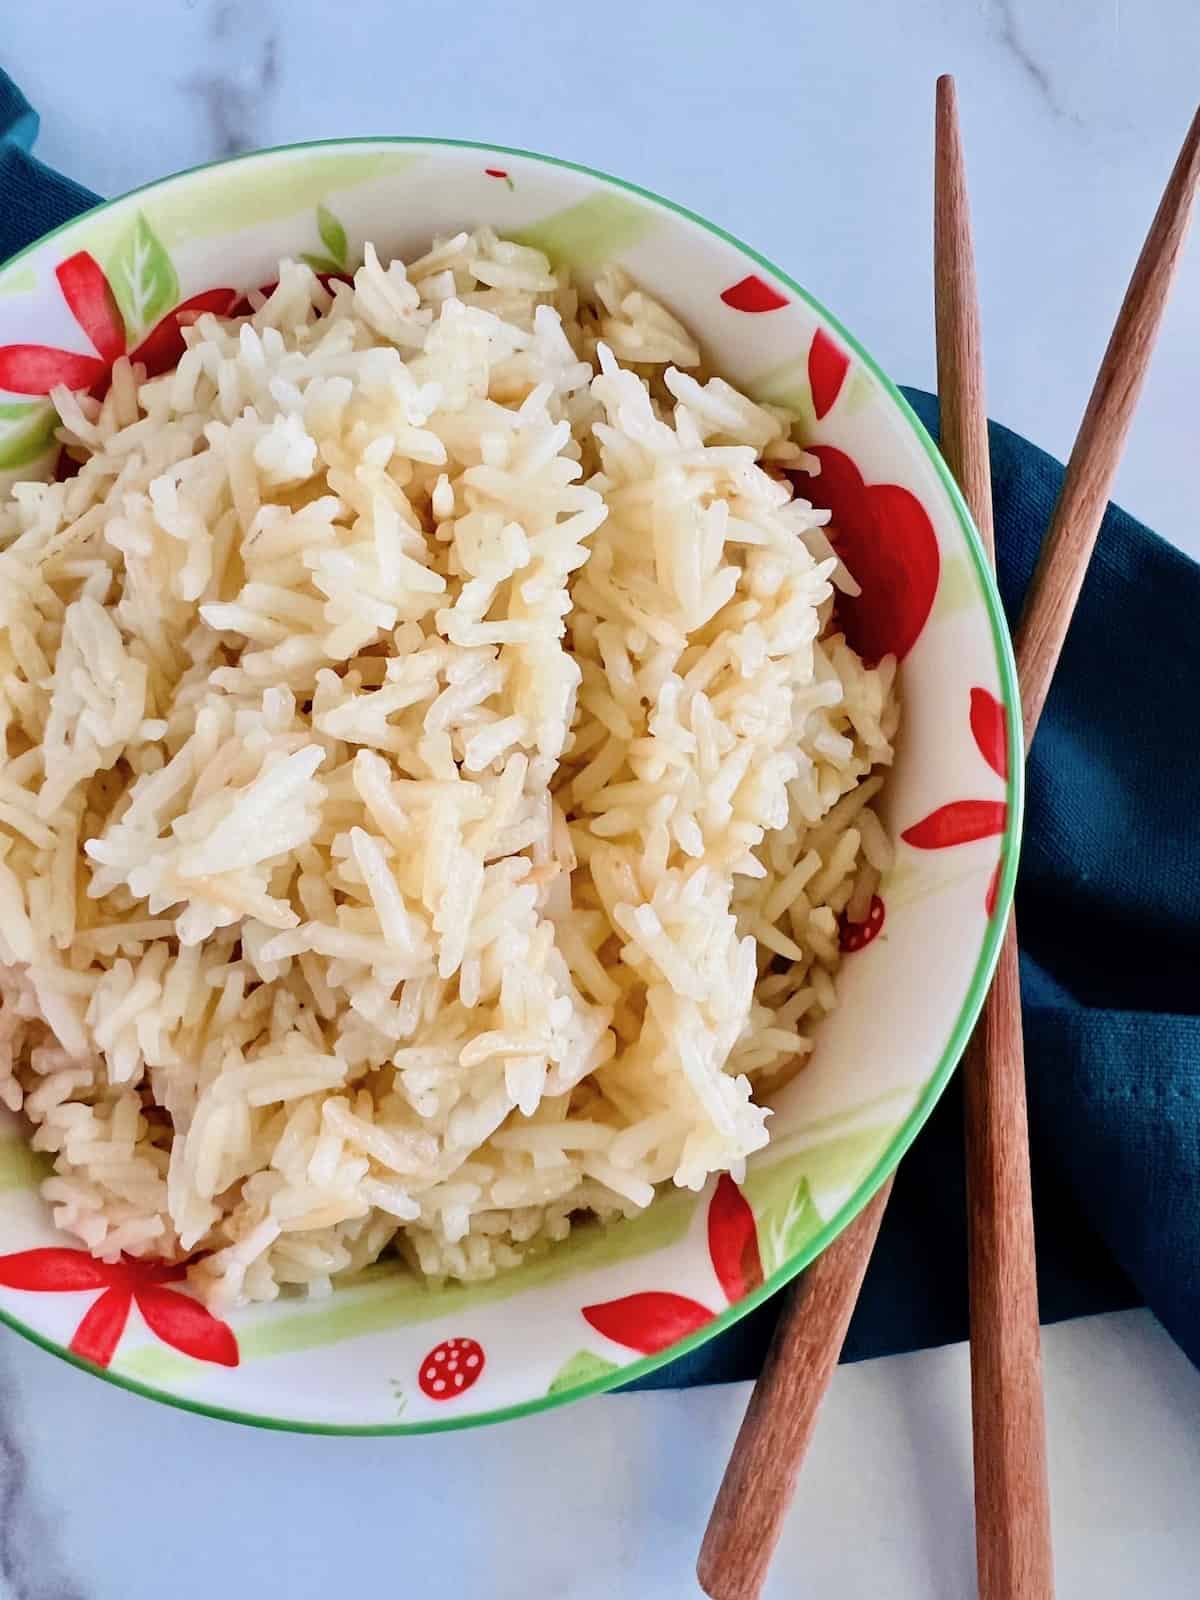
xmin=0 ymin=74 xmax=98 ymax=262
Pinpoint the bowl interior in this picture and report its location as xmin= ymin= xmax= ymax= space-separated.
xmin=0 ymin=139 xmax=1021 ymax=1431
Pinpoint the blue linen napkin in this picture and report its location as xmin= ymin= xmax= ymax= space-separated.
xmin=1 ymin=70 xmax=1195 ymax=1384
xmin=0 ymin=76 xmax=98 ymax=262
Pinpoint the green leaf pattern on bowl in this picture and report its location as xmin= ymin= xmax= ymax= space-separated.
xmin=316 ymin=203 xmax=348 ymax=268
xmin=547 ymin=1349 xmax=619 ymax=1395
xmin=0 ymin=400 xmax=57 ymax=470
xmin=106 ymin=212 xmax=179 ymax=341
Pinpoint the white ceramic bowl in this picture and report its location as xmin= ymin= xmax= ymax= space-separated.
xmin=0 ymin=139 xmax=1020 ymax=1431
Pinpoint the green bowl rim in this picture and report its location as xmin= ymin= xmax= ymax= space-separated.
xmin=0 ymin=134 xmax=1023 ymax=1434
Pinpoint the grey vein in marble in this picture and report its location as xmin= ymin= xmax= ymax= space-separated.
xmin=989 ymin=0 xmax=1081 ymax=124
xmin=0 ymin=1358 xmax=85 ymax=1600
xmin=185 ymin=0 xmax=281 ymax=159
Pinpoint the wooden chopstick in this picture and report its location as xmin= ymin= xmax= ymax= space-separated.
xmin=967 ymin=107 xmax=1200 ymax=1595
xmin=935 ymin=70 xmax=1052 ymax=1599
xmin=934 ymin=76 xmax=995 ymax=559
xmin=697 ymin=86 xmax=1200 ymax=1600
xmin=1016 ymin=103 xmax=1200 ymax=740
xmin=964 ymin=90 xmax=1200 ymax=1600
xmin=696 ymin=1177 xmax=893 ymax=1600
xmin=697 ymin=78 xmax=998 ymax=1600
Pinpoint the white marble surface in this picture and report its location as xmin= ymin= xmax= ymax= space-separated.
xmin=3 ymin=2 xmax=1200 ymax=1596
xmin=11 ymin=0 xmax=1200 ymax=559
xmin=1 ymin=1309 xmax=1198 ymax=1599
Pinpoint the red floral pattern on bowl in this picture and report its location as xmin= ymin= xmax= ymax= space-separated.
xmin=0 ymin=252 xmax=237 ymax=397
xmin=902 ymin=687 xmax=1010 ymax=912
xmin=720 ymin=274 xmax=789 ymax=314
xmin=0 ymin=1248 xmax=237 ymax=1369
xmin=808 ymin=327 xmax=849 ymax=419
xmin=582 ymin=1174 xmax=764 ymax=1352
xmin=789 ymin=445 xmax=941 ymax=667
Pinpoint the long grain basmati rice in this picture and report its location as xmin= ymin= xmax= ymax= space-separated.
xmin=0 ymin=231 xmax=896 ymax=1308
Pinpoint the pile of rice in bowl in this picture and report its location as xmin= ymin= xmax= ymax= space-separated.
xmin=0 ymin=230 xmax=897 ymax=1309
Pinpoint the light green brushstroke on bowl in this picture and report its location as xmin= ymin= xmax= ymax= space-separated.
xmin=80 ymin=151 xmax=422 ymax=259
xmin=0 ymin=404 xmax=58 ymax=471
xmin=932 ymin=551 xmax=977 ymax=621
xmin=0 ymin=422 xmax=56 ymax=470
xmin=752 ymin=1083 xmax=915 ymax=1161
xmin=740 ymin=1120 xmax=899 ymax=1220
xmin=0 ymin=265 xmax=37 ymax=297
xmin=745 ymin=357 xmax=817 ymax=434
xmin=511 ymin=192 xmax=655 ymax=270
xmin=0 ymin=1136 xmax=52 ymax=1193
xmin=844 ymin=367 xmax=875 ymax=415
xmin=116 ymin=1183 xmax=698 ymax=1383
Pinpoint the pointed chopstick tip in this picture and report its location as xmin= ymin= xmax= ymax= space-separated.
xmin=1014 ymin=97 xmax=1200 ymax=743
xmin=1178 ymin=102 xmax=1200 ymax=185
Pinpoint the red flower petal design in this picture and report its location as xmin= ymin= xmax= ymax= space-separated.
xmin=582 ymin=1291 xmax=714 ymax=1354
xmin=134 ymin=1285 xmax=239 ymax=1367
xmin=902 ymin=800 xmax=1007 ymax=849
xmin=55 ymin=253 xmax=126 ymax=364
xmin=707 ymin=1174 xmax=763 ymax=1303
xmin=128 ymin=288 xmax=239 ymax=379
xmin=68 ymin=1286 xmax=132 ymax=1366
xmin=0 ymin=345 xmax=108 ymax=395
xmin=970 ymin=687 xmax=1008 ymax=780
xmin=0 ymin=1248 xmax=228 ymax=1369
xmin=720 ymin=274 xmax=789 ymax=313
xmin=791 ymin=446 xmax=940 ymax=665
xmin=0 ymin=1247 xmax=119 ymax=1291
xmin=123 ymin=1255 xmax=189 ymax=1286
xmin=839 ymin=893 xmax=886 ymax=953
xmin=808 ymin=327 xmax=849 ymax=420
xmin=484 ymin=167 xmax=509 ymax=179
xmin=986 ymin=858 xmax=1003 ymax=918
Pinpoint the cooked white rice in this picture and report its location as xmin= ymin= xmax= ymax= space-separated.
xmin=0 ymin=231 xmax=896 ymax=1309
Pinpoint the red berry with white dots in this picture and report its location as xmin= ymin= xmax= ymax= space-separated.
xmin=418 ymin=1337 xmax=485 ymax=1401
xmin=838 ymin=894 xmax=886 ymax=953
